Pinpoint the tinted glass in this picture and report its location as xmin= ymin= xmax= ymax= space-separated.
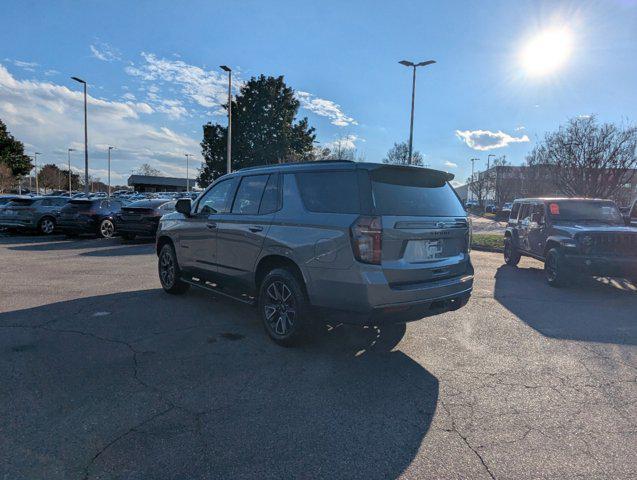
xmin=510 ymin=202 xmax=521 ymax=220
xmin=259 ymin=174 xmax=279 ymax=214
xmin=631 ymin=202 xmax=637 ymax=219
xmin=10 ymin=198 xmax=36 ymax=206
xmin=547 ymin=200 xmax=623 ymax=224
xmin=296 ymin=171 xmax=360 ymax=214
xmin=196 ymin=178 xmax=236 ymax=215
xmin=519 ymin=204 xmax=531 ymax=221
xmin=372 ymin=180 xmax=464 ymax=216
xmin=231 ymin=175 xmax=268 ymax=214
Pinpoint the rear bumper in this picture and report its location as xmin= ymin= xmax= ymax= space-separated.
xmin=114 ymin=220 xmax=158 ymax=236
xmin=307 ymin=260 xmax=474 ymax=325
xmin=564 ymin=254 xmax=637 ymax=278
xmin=0 ymin=219 xmax=37 ymax=229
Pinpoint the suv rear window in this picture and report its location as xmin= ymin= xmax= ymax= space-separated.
xmin=296 ymin=171 xmax=360 ymax=214
xmin=370 ymin=168 xmax=464 ymax=216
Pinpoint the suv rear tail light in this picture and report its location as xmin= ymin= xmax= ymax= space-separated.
xmin=350 ymin=215 xmax=382 ymax=264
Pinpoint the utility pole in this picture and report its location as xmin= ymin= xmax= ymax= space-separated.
xmin=71 ymin=77 xmax=89 ymax=195
xmin=184 ymin=153 xmax=193 ymax=193
xmin=220 ymin=65 xmax=232 ymax=174
xmin=469 ymin=157 xmax=480 ymax=203
xmin=107 ymin=146 xmax=115 ymax=198
xmin=486 ymin=154 xmax=495 ymax=213
xmin=398 ymin=59 xmax=436 ymax=164
xmin=33 ymin=152 xmax=41 ymax=195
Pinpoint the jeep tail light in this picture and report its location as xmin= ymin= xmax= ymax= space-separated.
xmin=350 ymin=215 xmax=382 ymax=264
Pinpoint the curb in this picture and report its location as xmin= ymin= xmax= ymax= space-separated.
xmin=471 ymin=245 xmax=503 ymax=253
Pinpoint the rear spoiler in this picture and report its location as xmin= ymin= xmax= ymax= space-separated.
xmin=368 ymin=164 xmax=454 ymax=187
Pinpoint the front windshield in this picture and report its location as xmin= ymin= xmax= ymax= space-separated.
xmin=547 ymin=200 xmax=623 ymax=224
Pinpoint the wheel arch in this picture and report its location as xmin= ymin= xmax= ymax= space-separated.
xmin=254 ymin=254 xmax=308 ymax=294
xmin=156 ymin=235 xmax=174 ymax=256
xmin=543 ymin=238 xmax=562 ymax=257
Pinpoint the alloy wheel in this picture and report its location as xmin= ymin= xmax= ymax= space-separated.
xmin=100 ymin=220 xmax=114 ymax=238
xmin=40 ymin=219 xmax=55 ymax=235
xmin=264 ymin=281 xmax=296 ymax=336
xmin=159 ymin=249 xmax=175 ymax=288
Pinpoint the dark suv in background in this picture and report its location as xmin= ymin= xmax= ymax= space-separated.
xmin=57 ymin=198 xmax=123 ymax=238
xmin=156 ymin=161 xmax=473 ymax=345
xmin=504 ymin=198 xmax=637 ymax=286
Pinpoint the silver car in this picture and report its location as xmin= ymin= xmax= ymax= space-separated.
xmin=0 ymin=196 xmax=69 ymax=234
xmin=156 ymin=161 xmax=473 ymax=345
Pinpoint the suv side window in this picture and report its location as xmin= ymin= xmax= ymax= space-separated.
xmin=519 ymin=203 xmax=531 ymax=223
xmin=296 ymin=171 xmax=360 ymax=214
xmin=259 ymin=174 xmax=280 ymax=214
xmin=510 ymin=202 xmax=521 ymax=221
xmin=231 ymin=175 xmax=269 ymax=215
xmin=196 ymin=178 xmax=236 ymax=215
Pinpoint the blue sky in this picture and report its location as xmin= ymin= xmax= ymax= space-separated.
xmin=1 ymin=0 xmax=636 ymax=185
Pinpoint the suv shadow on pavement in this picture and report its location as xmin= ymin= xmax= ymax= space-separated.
xmin=494 ymin=264 xmax=636 ymax=345
xmin=1 ymin=288 xmax=439 ymax=480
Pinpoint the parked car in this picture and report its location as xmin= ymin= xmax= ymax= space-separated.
xmin=114 ymin=199 xmax=176 ymax=240
xmin=156 ymin=161 xmax=474 ymax=345
xmin=485 ymin=204 xmax=497 ymax=213
xmin=0 ymin=196 xmax=69 ymax=234
xmin=57 ymin=198 xmax=123 ymax=238
xmin=501 ymin=202 xmax=513 ymax=213
xmin=0 ymin=195 xmax=22 ymax=207
xmin=504 ymin=198 xmax=637 ymax=286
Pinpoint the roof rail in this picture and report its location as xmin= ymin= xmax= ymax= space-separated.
xmin=237 ymin=159 xmax=355 ymax=172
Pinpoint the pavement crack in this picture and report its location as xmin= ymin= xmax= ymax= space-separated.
xmin=82 ymin=406 xmax=175 ymax=480
xmin=440 ymin=400 xmax=496 ymax=480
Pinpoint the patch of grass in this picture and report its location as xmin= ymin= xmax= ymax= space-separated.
xmin=471 ymin=233 xmax=504 ymax=251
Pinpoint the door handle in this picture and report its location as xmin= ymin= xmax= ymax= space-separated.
xmin=248 ymin=225 xmax=263 ymax=233
xmin=206 ymin=222 xmax=217 ymax=229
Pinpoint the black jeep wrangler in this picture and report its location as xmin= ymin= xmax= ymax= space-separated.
xmin=504 ymin=198 xmax=637 ymax=286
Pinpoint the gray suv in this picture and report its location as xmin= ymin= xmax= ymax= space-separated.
xmin=0 ymin=196 xmax=69 ymax=234
xmin=156 ymin=161 xmax=473 ymax=345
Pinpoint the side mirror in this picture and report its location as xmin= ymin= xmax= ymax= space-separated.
xmin=175 ymin=198 xmax=192 ymax=216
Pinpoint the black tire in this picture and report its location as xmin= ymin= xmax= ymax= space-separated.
xmin=121 ymin=232 xmax=136 ymax=241
xmin=504 ymin=237 xmax=521 ymax=266
xmin=545 ymin=248 xmax=569 ymax=287
xmin=258 ymin=268 xmax=311 ymax=347
xmin=158 ymin=243 xmax=190 ymax=294
xmin=98 ymin=219 xmax=115 ymax=238
xmin=38 ymin=216 xmax=56 ymax=235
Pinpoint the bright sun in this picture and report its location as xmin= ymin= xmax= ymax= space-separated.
xmin=521 ymin=27 xmax=573 ymax=76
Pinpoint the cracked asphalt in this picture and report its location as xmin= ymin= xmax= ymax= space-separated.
xmin=1 ymin=234 xmax=635 ymax=479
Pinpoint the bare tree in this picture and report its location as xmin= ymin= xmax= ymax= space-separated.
xmin=134 ymin=163 xmax=163 ymax=176
xmin=526 ymin=116 xmax=637 ymax=199
xmin=383 ymin=142 xmax=424 ymax=166
xmin=467 ymin=173 xmax=491 ymax=207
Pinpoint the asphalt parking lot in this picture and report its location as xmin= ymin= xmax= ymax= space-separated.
xmin=1 ymin=234 xmax=635 ymax=479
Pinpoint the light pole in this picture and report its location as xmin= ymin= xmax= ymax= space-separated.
xmin=71 ymin=76 xmax=89 ymax=195
xmin=486 ymin=154 xmax=495 ymax=212
xmin=107 ymin=146 xmax=115 ymax=198
xmin=220 ymin=65 xmax=232 ymax=174
xmin=399 ymin=59 xmax=436 ymax=165
xmin=184 ymin=153 xmax=193 ymax=193
xmin=33 ymin=152 xmax=41 ymax=195
xmin=469 ymin=157 xmax=480 ymax=203
xmin=67 ymin=148 xmax=75 ymax=196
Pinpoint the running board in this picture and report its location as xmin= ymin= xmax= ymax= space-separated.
xmin=180 ymin=277 xmax=256 ymax=305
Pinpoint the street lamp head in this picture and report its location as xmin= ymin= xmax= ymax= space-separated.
xmin=415 ymin=60 xmax=436 ymax=67
xmin=71 ymin=76 xmax=86 ymax=84
xmin=34 ymin=152 xmax=42 ymax=155
xmin=68 ymin=148 xmax=75 ymax=152
xmin=399 ymin=60 xmax=414 ymax=67
xmin=108 ymin=146 xmax=115 ymax=150
xmin=220 ymin=65 xmax=231 ymax=72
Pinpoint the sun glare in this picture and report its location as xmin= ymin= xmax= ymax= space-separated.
xmin=521 ymin=27 xmax=573 ymax=76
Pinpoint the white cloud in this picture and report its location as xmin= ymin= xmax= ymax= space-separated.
xmin=121 ymin=92 xmax=136 ymax=101
xmin=514 ymin=125 xmax=526 ymax=131
xmin=44 ymin=69 xmax=59 ymax=76
xmin=90 ymin=42 xmax=121 ymax=62
xmin=444 ymin=160 xmax=458 ymax=168
xmin=10 ymin=59 xmax=38 ymax=72
xmin=296 ymin=91 xmax=357 ymax=127
xmin=155 ymin=99 xmax=188 ymax=119
xmin=0 ymin=64 xmax=202 ymax=182
xmin=323 ymin=134 xmax=361 ymax=151
xmin=125 ymin=53 xmax=232 ymax=110
xmin=455 ymin=129 xmax=530 ymax=151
